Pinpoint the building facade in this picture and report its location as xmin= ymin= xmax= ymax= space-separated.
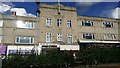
xmin=0 ymin=15 xmax=38 ymax=45
xmin=77 ymin=16 xmax=119 ymax=43
xmin=39 ymin=4 xmax=78 ymax=44
xmin=39 ymin=3 xmax=119 ymax=46
xmin=0 ymin=3 xmax=120 ymax=55
xmin=0 ymin=14 xmax=38 ymax=55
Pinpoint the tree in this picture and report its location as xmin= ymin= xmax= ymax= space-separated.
xmin=78 ymin=47 xmax=120 ymax=65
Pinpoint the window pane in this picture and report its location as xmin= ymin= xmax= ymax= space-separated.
xmin=16 ymin=20 xmax=35 ymax=29
xmin=46 ymin=18 xmax=51 ymax=26
xmin=16 ymin=37 xmax=19 ymax=43
xmin=46 ymin=33 xmax=52 ymax=42
xmin=16 ymin=37 xmax=34 ymax=44
xmin=57 ymin=33 xmax=62 ymax=41
xmin=67 ymin=37 xmax=72 ymax=43
xmin=57 ymin=19 xmax=62 ymax=27
xmin=82 ymin=20 xmax=93 ymax=26
xmin=106 ymin=24 xmax=111 ymax=27
xmin=83 ymin=33 xmax=95 ymax=39
xmin=67 ymin=20 xmax=72 ymax=28
xmin=86 ymin=36 xmax=92 ymax=39
xmin=82 ymin=21 xmax=84 ymax=26
xmin=0 ymin=20 xmax=3 ymax=27
xmin=83 ymin=34 xmax=85 ymax=38
xmin=67 ymin=34 xmax=72 ymax=43
xmin=103 ymin=22 xmax=113 ymax=28
xmin=104 ymin=34 xmax=116 ymax=40
xmin=85 ymin=23 xmax=91 ymax=26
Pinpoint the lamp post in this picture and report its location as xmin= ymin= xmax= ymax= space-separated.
xmin=35 ymin=1 xmax=40 ymax=56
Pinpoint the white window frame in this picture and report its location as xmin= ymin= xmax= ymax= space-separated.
xmin=67 ymin=20 xmax=72 ymax=28
xmin=67 ymin=34 xmax=72 ymax=44
xmin=57 ymin=33 xmax=63 ymax=41
xmin=104 ymin=34 xmax=117 ymax=40
xmin=0 ymin=20 xmax=3 ymax=27
xmin=83 ymin=33 xmax=95 ymax=39
xmin=25 ymin=21 xmax=35 ymax=29
xmin=16 ymin=20 xmax=35 ymax=29
xmin=82 ymin=20 xmax=93 ymax=26
xmin=79 ymin=21 xmax=82 ymax=26
xmin=57 ymin=19 xmax=62 ymax=27
xmin=46 ymin=33 xmax=52 ymax=42
xmin=46 ymin=18 xmax=51 ymax=26
xmin=15 ymin=37 xmax=34 ymax=44
xmin=103 ymin=22 xmax=113 ymax=28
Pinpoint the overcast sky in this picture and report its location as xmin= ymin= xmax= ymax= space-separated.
xmin=0 ymin=0 xmax=120 ymax=19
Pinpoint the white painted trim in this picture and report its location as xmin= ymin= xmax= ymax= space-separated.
xmin=60 ymin=45 xmax=79 ymax=51
xmin=79 ymin=40 xmax=120 ymax=43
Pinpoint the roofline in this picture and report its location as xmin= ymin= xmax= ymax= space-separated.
xmin=40 ymin=3 xmax=76 ymax=11
xmin=77 ymin=15 xmax=119 ymax=21
xmin=0 ymin=14 xmax=37 ymax=19
xmin=40 ymin=3 xmax=119 ymax=20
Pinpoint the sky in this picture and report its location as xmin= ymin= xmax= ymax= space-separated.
xmin=0 ymin=0 xmax=120 ymax=19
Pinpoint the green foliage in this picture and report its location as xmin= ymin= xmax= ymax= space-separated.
xmin=3 ymin=47 xmax=120 ymax=68
xmin=2 ymin=55 xmax=28 ymax=68
xmin=78 ymin=47 xmax=120 ymax=65
xmin=2 ymin=49 xmax=75 ymax=68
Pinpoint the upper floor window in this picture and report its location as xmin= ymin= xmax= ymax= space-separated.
xmin=0 ymin=20 xmax=3 ymax=27
xmin=46 ymin=18 xmax=51 ymax=26
xmin=67 ymin=20 xmax=72 ymax=28
xmin=57 ymin=19 xmax=62 ymax=27
xmin=83 ymin=33 xmax=95 ymax=39
xmin=103 ymin=22 xmax=113 ymax=28
xmin=82 ymin=20 xmax=93 ymax=26
xmin=57 ymin=33 xmax=63 ymax=41
xmin=67 ymin=34 xmax=72 ymax=44
xmin=16 ymin=20 xmax=35 ymax=29
xmin=15 ymin=36 xmax=34 ymax=44
xmin=104 ymin=34 xmax=117 ymax=40
xmin=46 ymin=33 xmax=52 ymax=42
